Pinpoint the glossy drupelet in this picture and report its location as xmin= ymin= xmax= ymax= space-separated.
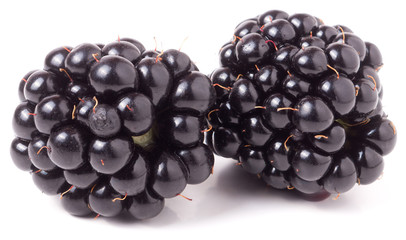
xmin=207 ymin=10 xmax=396 ymax=198
xmin=11 ymin=38 xmax=215 ymax=219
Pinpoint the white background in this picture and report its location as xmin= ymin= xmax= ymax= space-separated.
xmin=0 ymin=0 xmax=405 ymax=239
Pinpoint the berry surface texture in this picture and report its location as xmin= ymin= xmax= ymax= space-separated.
xmin=207 ymin=9 xmax=396 ymax=198
xmin=11 ymin=38 xmax=216 ymax=219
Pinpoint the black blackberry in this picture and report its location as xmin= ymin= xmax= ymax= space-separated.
xmin=11 ymin=38 xmax=216 ymax=219
xmin=207 ymin=10 xmax=396 ymax=198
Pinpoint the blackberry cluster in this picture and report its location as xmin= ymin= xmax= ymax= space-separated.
xmin=11 ymin=38 xmax=215 ymax=219
xmin=206 ymin=10 xmax=397 ymax=196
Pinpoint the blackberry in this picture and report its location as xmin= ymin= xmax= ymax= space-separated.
xmin=11 ymin=38 xmax=215 ymax=219
xmin=207 ymin=10 xmax=396 ymax=198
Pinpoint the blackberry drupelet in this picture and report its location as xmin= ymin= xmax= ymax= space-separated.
xmin=11 ymin=38 xmax=215 ymax=219
xmin=207 ymin=10 xmax=396 ymax=198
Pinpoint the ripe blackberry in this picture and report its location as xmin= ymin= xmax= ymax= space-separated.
xmin=207 ymin=10 xmax=396 ymax=198
xmin=11 ymin=38 xmax=215 ymax=219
